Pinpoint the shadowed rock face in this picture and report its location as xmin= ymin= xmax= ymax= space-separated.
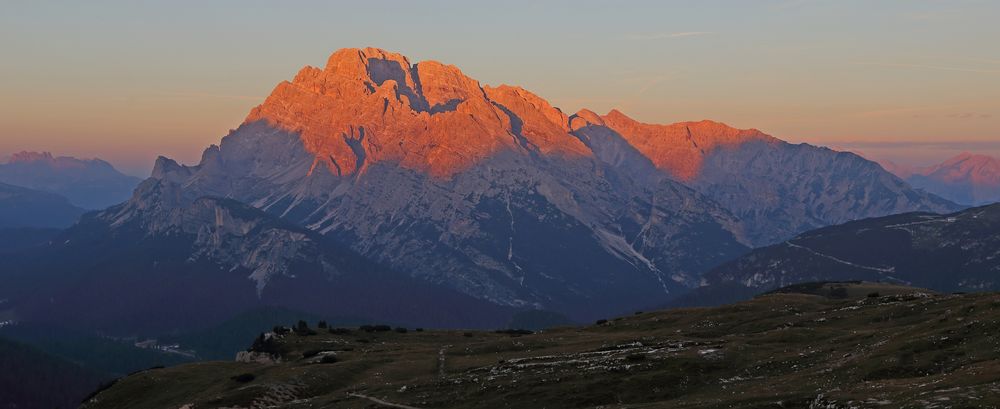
xmin=130 ymin=122 xmax=747 ymax=318
xmin=93 ymin=47 xmax=957 ymax=317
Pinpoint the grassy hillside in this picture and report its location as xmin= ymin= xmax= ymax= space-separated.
xmin=161 ymin=306 xmax=329 ymax=360
xmin=84 ymin=282 xmax=1000 ymax=408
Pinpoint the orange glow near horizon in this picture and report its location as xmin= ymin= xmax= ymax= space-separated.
xmin=1 ymin=1 xmax=998 ymax=175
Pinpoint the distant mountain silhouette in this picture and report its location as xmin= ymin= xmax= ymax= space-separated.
xmin=883 ymin=153 xmax=1000 ymax=206
xmin=0 ymin=182 xmax=84 ymax=228
xmin=0 ymin=151 xmax=141 ymax=209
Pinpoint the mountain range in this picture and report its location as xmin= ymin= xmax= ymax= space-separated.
xmin=0 ymin=182 xmax=85 ymax=228
xmin=0 ymin=48 xmax=962 ymax=335
xmin=4 ymin=48 xmax=998 ymax=409
xmin=689 ymin=202 xmax=1000 ymax=306
xmin=114 ymin=48 xmax=955 ymax=316
xmin=0 ymin=151 xmax=141 ymax=209
xmin=882 ymin=153 xmax=1000 ymax=206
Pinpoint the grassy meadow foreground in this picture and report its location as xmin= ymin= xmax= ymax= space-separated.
xmin=84 ymin=283 xmax=1000 ymax=408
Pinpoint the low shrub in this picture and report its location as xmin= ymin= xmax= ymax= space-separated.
xmin=293 ymin=320 xmax=317 ymax=336
xmin=250 ymin=333 xmax=280 ymax=354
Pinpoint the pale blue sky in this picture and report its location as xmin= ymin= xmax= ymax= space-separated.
xmin=2 ymin=0 xmax=998 ymax=175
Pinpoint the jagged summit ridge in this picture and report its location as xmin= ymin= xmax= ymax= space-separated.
xmin=241 ymin=47 xmax=765 ymax=180
xmin=598 ymin=110 xmax=775 ymax=181
xmin=243 ymin=47 xmax=594 ymax=179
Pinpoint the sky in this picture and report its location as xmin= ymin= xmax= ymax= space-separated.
xmin=1 ymin=0 xmax=998 ymax=176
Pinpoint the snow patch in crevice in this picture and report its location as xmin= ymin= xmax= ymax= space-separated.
xmin=504 ymin=192 xmax=525 ymax=286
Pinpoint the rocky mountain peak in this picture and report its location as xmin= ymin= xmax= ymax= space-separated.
xmin=569 ymin=109 xmax=606 ymax=129
xmin=151 ymin=156 xmax=186 ymax=179
xmin=116 ymin=47 xmax=960 ymax=313
xmin=242 ymin=47 xmax=593 ymax=179
xmin=239 ymin=48 xmax=798 ymax=182
xmin=325 ymin=47 xmax=413 ymax=78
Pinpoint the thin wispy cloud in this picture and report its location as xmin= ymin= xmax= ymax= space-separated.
xmin=852 ymin=62 xmax=1000 ymax=74
xmin=626 ymin=31 xmax=713 ymax=41
xmin=636 ymin=77 xmax=667 ymax=95
xmin=617 ymin=74 xmax=674 ymax=95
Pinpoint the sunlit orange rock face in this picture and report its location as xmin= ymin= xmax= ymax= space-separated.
xmin=244 ymin=47 xmax=590 ymax=179
xmin=245 ymin=47 xmax=770 ymax=181
xmin=592 ymin=110 xmax=775 ymax=181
